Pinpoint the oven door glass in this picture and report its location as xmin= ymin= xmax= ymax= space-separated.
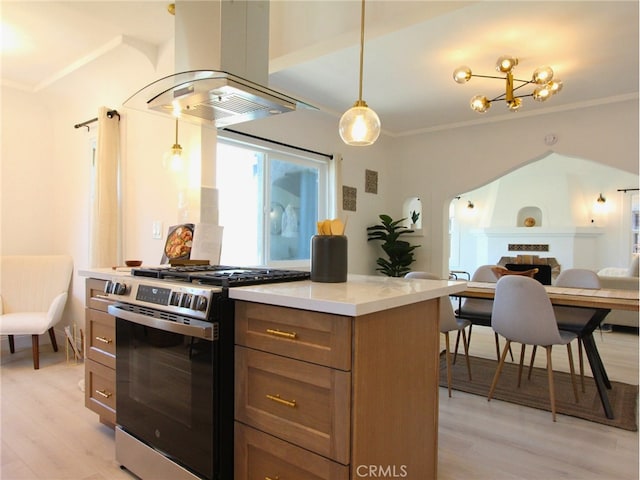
xmin=116 ymin=317 xmax=217 ymax=480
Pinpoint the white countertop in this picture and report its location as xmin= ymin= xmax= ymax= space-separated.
xmin=78 ymin=267 xmax=134 ymax=280
xmin=78 ymin=268 xmax=467 ymax=317
xmin=229 ymin=274 xmax=466 ymax=316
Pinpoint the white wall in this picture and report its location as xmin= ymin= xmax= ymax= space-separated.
xmin=392 ymin=100 xmax=639 ymax=277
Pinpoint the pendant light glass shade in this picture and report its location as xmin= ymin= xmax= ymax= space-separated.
xmin=339 ymin=100 xmax=381 ymax=146
xmin=339 ymin=0 xmax=380 ymax=146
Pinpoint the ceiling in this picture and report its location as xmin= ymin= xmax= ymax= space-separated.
xmin=2 ymin=1 xmax=638 ymax=137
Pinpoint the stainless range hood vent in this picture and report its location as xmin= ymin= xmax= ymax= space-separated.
xmin=124 ymin=70 xmax=311 ymax=128
xmin=124 ymin=1 xmax=315 ymax=128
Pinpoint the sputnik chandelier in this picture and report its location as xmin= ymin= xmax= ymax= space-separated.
xmin=452 ymin=55 xmax=563 ymax=113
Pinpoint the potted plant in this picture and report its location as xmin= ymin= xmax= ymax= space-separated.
xmin=410 ymin=210 xmax=420 ymax=229
xmin=367 ymin=214 xmax=420 ymax=277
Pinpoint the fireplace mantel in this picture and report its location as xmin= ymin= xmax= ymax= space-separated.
xmin=470 ymin=226 xmax=605 ymax=271
xmin=471 ymin=226 xmax=605 ymax=238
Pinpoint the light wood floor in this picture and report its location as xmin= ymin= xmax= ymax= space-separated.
xmin=1 ymin=327 xmax=638 ymax=480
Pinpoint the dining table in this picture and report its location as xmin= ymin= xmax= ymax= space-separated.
xmin=454 ymin=281 xmax=639 ymax=419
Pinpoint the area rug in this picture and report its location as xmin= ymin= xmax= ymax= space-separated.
xmin=439 ymin=353 xmax=638 ymax=431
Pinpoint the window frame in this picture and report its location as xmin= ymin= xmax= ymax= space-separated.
xmin=216 ymin=133 xmax=333 ymax=268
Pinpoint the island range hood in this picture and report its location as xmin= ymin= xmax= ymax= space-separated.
xmin=124 ymin=0 xmax=314 ymax=128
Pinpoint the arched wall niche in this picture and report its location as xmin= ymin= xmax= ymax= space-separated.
xmin=517 ymin=206 xmax=542 ymax=227
xmin=402 ymin=196 xmax=422 ymax=229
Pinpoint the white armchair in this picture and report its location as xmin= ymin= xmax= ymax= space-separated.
xmin=0 ymin=255 xmax=74 ymax=369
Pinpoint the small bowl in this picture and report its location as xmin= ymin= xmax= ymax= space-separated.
xmin=125 ymin=260 xmax=143 ymax=267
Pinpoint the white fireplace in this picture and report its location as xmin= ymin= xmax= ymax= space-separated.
xmin=472 ymin=226 xmax=604 ymax=272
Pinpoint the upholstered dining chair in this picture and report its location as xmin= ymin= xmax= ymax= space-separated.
xmin=0 ymin=255 xmax=74 ymax=369
xmin=488 ymin=275 xmax=579 ymax=421
xmin=405 ymin=272 xmax=472 ymax=397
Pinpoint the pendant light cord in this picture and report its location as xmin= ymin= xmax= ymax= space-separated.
xmin=358 ymin=0 xmax=366 ymax=103
xmin=175 ymin=118 xmax=179 ymax=145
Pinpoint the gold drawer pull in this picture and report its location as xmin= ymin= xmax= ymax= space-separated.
xmin=266 ymin=328 xmax=297 ymax=339
xmin=95 ymin=389 xmax=112 ymax=399
xmin=266 ymin=394 xmax=296 ymax=408
xmin=95 ymin=336 xmax=113 ymax=344
xmin=265 ymin=476 xmax=280 ymax=480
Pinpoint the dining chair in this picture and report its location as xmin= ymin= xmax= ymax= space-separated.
xmin=488 ymin=275 xmax=579 ymax=421
xmin=405 ymin=272 xmax=472 ymax=397
xmin=546 ymin=268 xmax=601 ymax=392
xmin=455 ymin=265 xmax=506 ymax=360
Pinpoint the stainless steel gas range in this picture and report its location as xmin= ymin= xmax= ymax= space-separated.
xmin=105 ymin=265 xmax=310 ymax=480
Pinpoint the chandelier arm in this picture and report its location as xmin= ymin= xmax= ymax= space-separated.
xmin=513 ymin=93 xmax=534 ymax=99
xmin=358 ymin=0 xmax=365 ymax=102
xmin=512 ymin=78 xmax=534 ymax=84
xmin=470 ymin=74 xmax=506 ymax=80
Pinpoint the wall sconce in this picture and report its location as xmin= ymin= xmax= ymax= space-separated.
xmin=453 ymin=55 xmax=563 ymax=113
xmin=593 ymin=192 xmax=609 ymax=218
xmin=467 ymin=200 xmax=475 ymax=209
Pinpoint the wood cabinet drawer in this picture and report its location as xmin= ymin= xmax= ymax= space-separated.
xmin=85 ymin=358 xmax=116 ymax=425
xmin=235 ymin=346 xmax=351 ymax=464
xmin=235 ymin=423 xmax=349 ymax=480
xmin=235 ymin=301 xmax=351 ymax=370
xmin=85 ymin=278 xmax=112 ymax=313
xmin=86 ymin=308 xmax=116 ymax=368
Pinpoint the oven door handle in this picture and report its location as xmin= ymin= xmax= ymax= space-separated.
xmin=108 ymin=305 xmax=216 ymax=341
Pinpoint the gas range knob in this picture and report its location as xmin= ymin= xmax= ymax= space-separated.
xmin=104 ymin=281 xmax=113 ymax=294
xmin=112 ymin=282 xmax=128 ymax=295
xmin=194 ymin=295 xmax=208 ymax=311
xmin=180 ymin=293 xmax=193 ymax=308
xmin=169 ymin=292 xmax=181 ymax=306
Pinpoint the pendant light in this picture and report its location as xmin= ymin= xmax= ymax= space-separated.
xmin=164 ymin=118 xmax=183 ymax=171
xmin=338 ymin=0 xmax=380 ymax=146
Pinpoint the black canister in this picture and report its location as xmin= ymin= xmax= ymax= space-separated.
xmin=310 ymin=235 xmax=348 ymax=282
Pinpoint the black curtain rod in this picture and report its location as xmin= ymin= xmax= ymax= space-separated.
xmin=617 ymin=188 xmax=639 ymax=193
xmin=222 ymin=128 xmax=333 ymax=160
xmin=74 ymin=109 xmax=120 ymax=131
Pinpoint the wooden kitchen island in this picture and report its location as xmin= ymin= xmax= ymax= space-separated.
xmin=229 ymin=274 xmax=465 ymax=480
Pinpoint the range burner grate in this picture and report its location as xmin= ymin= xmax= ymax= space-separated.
xmin=132 ymin=265 xmax=310 ymax=287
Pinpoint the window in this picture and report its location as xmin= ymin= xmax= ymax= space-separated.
xmin=216 ymin=136 xmax=330 ymax=267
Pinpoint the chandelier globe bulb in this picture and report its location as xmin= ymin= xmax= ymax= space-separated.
xmin=496 ymin=55 xmax=518 ymax=73
xmin=532 ymin=66 xmax=554 ymax=84
xmin=453 ymin=66 xmax=472 ymax=83
xmin=470 ymin=95 xmax=491 ymax=113
xmin=548 ymin=80 xmax=563 ymax=95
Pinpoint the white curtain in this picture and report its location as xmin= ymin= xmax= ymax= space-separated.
xmin=89 ymin=107 xmax=122 ymax=267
